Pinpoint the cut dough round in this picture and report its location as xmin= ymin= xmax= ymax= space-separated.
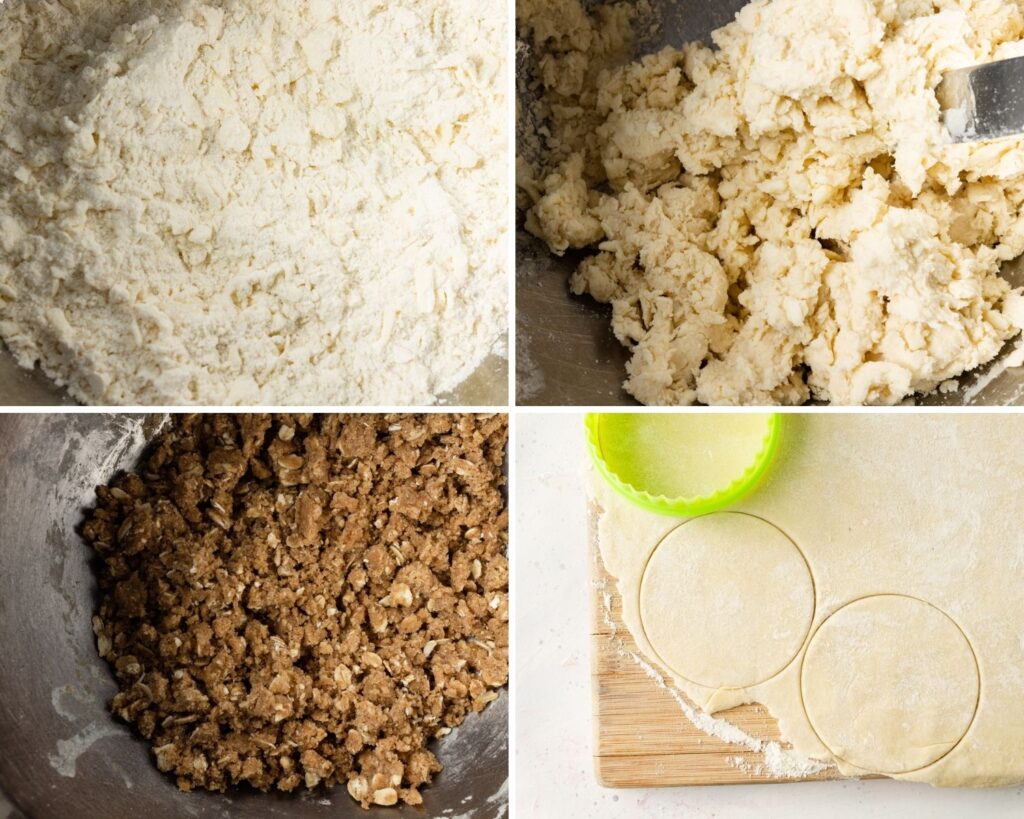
xmin=801 ymin=595 xmax=979 ymax=774
xmin=639 ymin=513 xmax=814 ymax=689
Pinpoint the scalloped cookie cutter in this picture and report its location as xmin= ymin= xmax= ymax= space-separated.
xmin=585 ymin=413 xmax=781 ymax=517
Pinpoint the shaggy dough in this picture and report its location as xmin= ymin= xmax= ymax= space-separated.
xmin=640 ymin=513 xmax=814 ymax=690
xmin=520 ymin=0 xmax=1024 ymax=405
xmin=594 ymin=415 xmax=1024 ymax=785
xmin=801 ymin=595 xmax=979 ymax=775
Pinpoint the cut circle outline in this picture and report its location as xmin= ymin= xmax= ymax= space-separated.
xmin=798 ymin=593 xmax=981 ymax=776
xmin=637 ymin=511 xmax=817 ymax=691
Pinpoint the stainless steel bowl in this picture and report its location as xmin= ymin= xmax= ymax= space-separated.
xmin=0 ymin=414 xmax=507 ymax=819
xmin=0 ymin=351 xmax=509 ymax=408
xmin=515 ymin=0 xmax=1024 ymax=407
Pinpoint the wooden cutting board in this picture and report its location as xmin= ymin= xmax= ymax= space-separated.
xmin=588 ymin=509 xmax=840 ymax=788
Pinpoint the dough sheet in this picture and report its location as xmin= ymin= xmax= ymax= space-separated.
xmin=594 ymin=415 xmax=1024 ymax=785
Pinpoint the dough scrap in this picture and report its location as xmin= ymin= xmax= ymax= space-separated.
xmin=801 ymin=595 xmax=979 ymax=775
xmin=520 ymin=0 xmax=1024 ymax=406
xmin=640 ymin=513 xmax=814 ymax=689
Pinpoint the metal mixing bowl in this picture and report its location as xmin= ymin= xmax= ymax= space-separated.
xmin=516 ymin=0 xmax=1024 ymax=406
xmin=0 ymin=414 xmax=507 ymax=819
xmin=0 ymin=351 xmax=510 ymax=408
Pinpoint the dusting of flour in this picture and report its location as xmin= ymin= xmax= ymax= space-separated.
xmin=48 ymin=722 xmax=122 ymax=778
xmin=592 ymin=539 xmax=829 ymax=780
xmin=0 ymin=0 xmax=506 ymax=405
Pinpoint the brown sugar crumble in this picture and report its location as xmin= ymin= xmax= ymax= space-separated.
xmin=81 ymin=414 xmax=508 ymax=808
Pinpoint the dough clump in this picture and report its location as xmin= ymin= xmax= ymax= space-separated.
xmin=0 ymin=1 xmax=506 ymax=405
xmin=520 ymin=0 xmax=1024 ymax=405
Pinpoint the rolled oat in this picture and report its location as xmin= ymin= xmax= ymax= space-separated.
xmin=82 ymin=414 xmax=508 ymax=807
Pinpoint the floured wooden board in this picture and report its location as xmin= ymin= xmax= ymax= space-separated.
xmin=589 ymin=506 xmax=840 ymax=787
xmin=589 ymin=415 xmax=1024 ymax=790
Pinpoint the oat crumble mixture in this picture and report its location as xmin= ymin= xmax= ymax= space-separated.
xmin=82 ymin=414 xmax=508 ymax=808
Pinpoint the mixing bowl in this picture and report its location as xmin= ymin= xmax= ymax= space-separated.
xmin=515 ymin=0 xmax=1024 ymax=407
xmin=0 ymin=414 xmax=508 ymax=819
xmin=0 ymin=351 xmax=510 ymax=408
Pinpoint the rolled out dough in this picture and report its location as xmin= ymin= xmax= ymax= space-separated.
xmin=640 ymin=513 xmax=814 ymax=690
xmin=801 ymin=594 xmax=979 ymax=775
xmin=594 ymin=415 xmax=1024 ymax=786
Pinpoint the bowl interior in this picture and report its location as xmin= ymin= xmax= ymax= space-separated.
xmin=515 ymin=0 xmax=1024 ymax=407
xmin=0 ymin=414 xmax=507 ymax=819
xmin=0 ymin=351 xmax=509 ymax=408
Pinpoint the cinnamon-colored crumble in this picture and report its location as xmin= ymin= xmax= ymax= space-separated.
xmin=82 ymin=414 xmax=508 ymax=808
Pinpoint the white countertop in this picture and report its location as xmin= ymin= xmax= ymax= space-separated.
xmin=513 ymin=412 xmax=1024 ymax=819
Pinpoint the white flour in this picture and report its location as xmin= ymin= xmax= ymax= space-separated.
xmin=0 ymin=0 xmax=507 ymax=405
xmin=47 ymin=722 xmax=122 ymax=778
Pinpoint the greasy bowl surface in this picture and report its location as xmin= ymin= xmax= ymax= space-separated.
xmin=516 ymin=0 xmax=1024 ymax=407
xmin=0 ymin=414 xmax=508 ymax=819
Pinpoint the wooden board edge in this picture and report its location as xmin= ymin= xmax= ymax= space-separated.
xmin=587 ymin=500 xmax=845 ymax=787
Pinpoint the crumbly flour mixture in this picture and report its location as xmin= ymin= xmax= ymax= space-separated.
xmin=520 ymin=0 xmax=1024 ymax=405
xmin=82 ymin=414 xmax=508 ymax=807
xmin=0 ymin=1 xmax=506 ymax=405
xmin=594 ymin=415 xmax=1024 ymax=786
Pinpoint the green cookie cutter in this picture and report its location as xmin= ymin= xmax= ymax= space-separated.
xmin=585 ymin=413 xmax=781 ymax=517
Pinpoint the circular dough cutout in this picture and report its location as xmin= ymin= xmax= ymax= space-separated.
xmin=801 ymin=595 xmax=979 ymax=774
xmin=639 ymin=513 xmax=814 ymax=689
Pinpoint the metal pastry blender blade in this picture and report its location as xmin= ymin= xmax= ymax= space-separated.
xmin=938 ymin=55 xmax=1024 ymax=143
